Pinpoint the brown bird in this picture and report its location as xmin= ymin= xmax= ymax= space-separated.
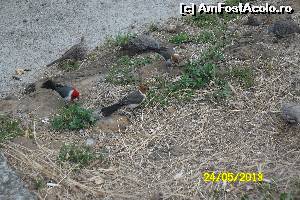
xmin=46 ymin=36 xmax=87 ymax=67
xmin=122 ymin=34 xmax=180 ymax=66
xmin=101 ymin=84 xmax=148 ymax=117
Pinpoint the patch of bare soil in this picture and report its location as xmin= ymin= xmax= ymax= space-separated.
xmin=0 ymin=0 xmax=299 ymax=199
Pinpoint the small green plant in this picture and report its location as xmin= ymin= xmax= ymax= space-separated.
xmin=195 ymin=30 xmax=217 ymax=44
xmin=58 ymin=143 xmax=98 ymax=167
xmin=114 ymin=33 xmax=135 ymax=46
xmin=230 ymin=67 xmax=254 ymax=88
xmin=0 ymin=115 xmax=22 ymax=142
xmin=51 ymin=104 xmax=96 ymax=130
xmin=240 ymin=194 xmax=250 ymax=200
xmin=186 ymin=13 xmax=219 ymax=28
xmin=177 ymin=62 xmax=216 ymax=89
xmin=58 ymin=59 xmax=80 ymax=71
xmin=169 ymin=32 xmax=191 ymax=44
xmin=201 ymin=45 xmax=224 ymax=64
xmin=106 ymin=55 xmax=152 ymax=85
xmin=212 ymin=81 xmax=232 ymax=101
xmin=280 ymin=192 xmax=293 ymax=200
xmin=34 ymin=178 xmax=45 ymax=190
xmin=148 ymin=23 xmax=159 ymax=32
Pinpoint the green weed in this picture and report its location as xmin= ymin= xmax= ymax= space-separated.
xmin=114 ymin=33 xmax=135 ymax=46
xmin=200 ymin=45 xmax=224 ymax=64
xmin=195 ymin=30 xmax=217 ymax=44
xmin=106 ymin=55 xmax=152 ymax=85
xmin=213 ymin=81 xmax=232 ymax=101
xmin=0 ymin=115 xmax=22 ymax=142
xmin=230 ymin=67 xmax=254 ymax=88
xmin=34 ymin=178 xmax=45 ymax=190
xmin=169 ymin=32 xmax=191 ymax=44
xmin=51 ymin=104 xmax=96 ymax=130
xmin=58 ymin=59 xmax=80 ymax=72
xmin=186 ymin=13 xmax=219 ymax=28
xmin=58 ymin=143 xmax=99 ymax=167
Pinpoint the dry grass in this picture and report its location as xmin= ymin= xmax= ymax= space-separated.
xmin=1 ymin=0 xmax=300 ymax=199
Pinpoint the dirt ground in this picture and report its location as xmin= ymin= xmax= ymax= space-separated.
xmin=0 ymin=0 xmax=299 ymax=199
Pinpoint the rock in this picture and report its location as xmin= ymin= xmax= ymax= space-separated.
xmin=282 ymin=103 xmax=300 ymax=124
xmin=15 ymin=68 xmax=25 ymax=75
xmin=86 ymin=138 xmax=96 ymax=147
xmin=3 ymin=95 xmax=18 ymax=101
xmin=94 ymin=115 xmax=130 ymax=132
xmin=0 ymin=152 xmax=36 ymax=199
xmin=166 ymin=24 xmax=178 ymax=33
xmin=268 ymin=19 xmax=300 ymax=38
xmin=149 ymin=192 xmax=163 ymax=200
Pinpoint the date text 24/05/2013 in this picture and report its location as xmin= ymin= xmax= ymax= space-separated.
xmin=202 ymin=172 xmax=264 ymax=183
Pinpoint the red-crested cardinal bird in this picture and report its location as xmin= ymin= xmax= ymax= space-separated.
xmin=46 ymin=36 xmax=87 ymax=67
xmin=41 ymin=80 xmax=80 ymax=102
xmin=101 ymin=84 xmax=149 ymax=117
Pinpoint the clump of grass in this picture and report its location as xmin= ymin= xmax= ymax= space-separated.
xmin=212 ymin=81 xmax=232 ymax=101
xmin=176 ymin=62 xmax=217 ymax=89
xmin=58 ymin=143 xmax=99 ymax=167
xmin=0 ymin=115 xmax=22 ymax=142
xmin=51 ymin=104 xmax=96 ymax=130
xmin=201 ymin=45 xmax=224 ymax=64
xmin=195 ymin=30 xmax=217 ymax=44
xmin=186 ymin=13 xmax=219 ymax=28
xmin=148 ymin=23 xmax=159 ymax=32
xmin=169 ymin=32 xmax=191 ymax=44
xmin=279 ymin=192 xmax=293 ymax=200
xmin=221 ymin=0 xmax=251 ymax=21
xmin=34 ymin=178 xmax=46 ymax=190
xmin=106 ymin=55 xmax=152 ymax=85
xmin=58 ymin=59 xmax=80 ymax=71
xmin=145 ymin=39 xmax=228 ymax=107
xmin=114 ymin=33 xmax=135 ymax=46
xmin=230 ymin=67 xmax=254 ymax=88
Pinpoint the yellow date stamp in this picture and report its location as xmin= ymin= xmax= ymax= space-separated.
xmin=203 ymin=172 xmax=264 ymax=183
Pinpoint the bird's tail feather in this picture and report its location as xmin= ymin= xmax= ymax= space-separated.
xmin=46 ymin=58 xmax=62 ymax=67
xmin=101 ymin=103 xmax=123 ymax=117
xmin=41 ymin=80 xmax=56 ymax=90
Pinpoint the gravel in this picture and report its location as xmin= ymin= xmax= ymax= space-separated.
xmin=0 ymin=153 xmax=36 ymax=199
xmin=0 ymin=0 xmax=218 ymax=97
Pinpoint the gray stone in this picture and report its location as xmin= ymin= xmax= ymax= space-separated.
xmin=86 ymin=138 xmax=96 ymax=147
xmin=282 ymin=103 xmax=300 ymax=124
xmin=268 ymin=19 xmax=300 ymax=38
xmin=0 ymin=152 xmax=36 ymax=199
